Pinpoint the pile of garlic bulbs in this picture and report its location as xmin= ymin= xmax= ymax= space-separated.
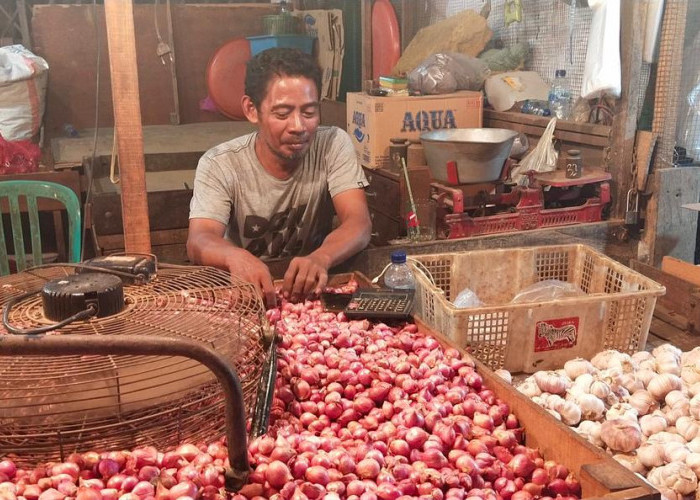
xmin=507 ymin=344 xmax=700 ymax=500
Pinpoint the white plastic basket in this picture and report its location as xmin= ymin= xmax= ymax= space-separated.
xmin=412 ymin=244 xmax=665 ymax=372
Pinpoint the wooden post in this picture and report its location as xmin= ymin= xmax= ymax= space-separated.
xmin=609 ymin=0 xmax=645 ymax=220
xmin=361 ymin=0 xmax=372 ymax=83
xmin=103 ymin=0 xmax=151 ymax=254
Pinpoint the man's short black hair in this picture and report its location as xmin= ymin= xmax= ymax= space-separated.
xmin=244 ymin=48 xmax=323 ymax=109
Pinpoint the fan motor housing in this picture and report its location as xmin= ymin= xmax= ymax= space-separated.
xmin=42 ymin=273 xmax=125 ymax=321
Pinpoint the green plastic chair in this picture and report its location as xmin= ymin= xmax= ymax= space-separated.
xmin=0 ymin=180 xmax=81 ymax=275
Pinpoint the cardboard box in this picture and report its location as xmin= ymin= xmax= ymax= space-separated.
xmin=346 ymin=91 xmax=483 ymax=169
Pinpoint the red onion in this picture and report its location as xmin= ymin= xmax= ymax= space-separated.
xmin=305 ymin=466 xmax=330 ymax=486
xmin=265 ymin=461 xmax=292 ymax=489
xmin=565 ymin=473 xmax=581 ymax=496
xmin=508 ymin=455 xmax=536 ymax=478
xmin=160 ymin=453 xmax=186 ymax=470
xmin=76 ymin=488 xmax=103 ymax=500
xmin=137 ymin=466 xmax=160 ymax=483
xmin=120 ymin=476 xmax=138 ymax=493
xmin=38 ymin=489 xmax=64 ymax=500
xmin=131 ymin=481 xmax=155 ymax=499
xmin=546 ymin=478 xmax=569 ymax=497
xmin=356 ymin=459 xmax=380 ymax=479
xmin=81 ymin=479 xmax=105 ymax=490
xmin=97 ymin=460 xmax=120 ymax=479
xmin=347 ymin=480 xmax=365 ymax=496
xmin=57 ymin=481 xmax=77 ymax=497
xmin=100 ymin=489 xmax=118 ymax=500
xmin=167 ymin=481 xmax=197 ymax=500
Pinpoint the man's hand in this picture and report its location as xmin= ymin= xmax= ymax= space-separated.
xmin=226 ymin=252 xmax=277 ymax=308
xmin=282 ymin=254 xmax=330 ymax=302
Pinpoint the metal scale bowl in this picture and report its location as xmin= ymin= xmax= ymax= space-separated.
xmin=420 ymin=128 xmax=612 ymax=239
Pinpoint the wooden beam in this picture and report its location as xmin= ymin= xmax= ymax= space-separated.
xmin=360 ymin=0 xmax=372 ymax=83
xmin=608 ymin=0 xmax=645 ymax=220
xmin=103 ymin=0 xmax=151 ymax=253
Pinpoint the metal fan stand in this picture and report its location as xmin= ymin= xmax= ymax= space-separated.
xmin=0 ymin=334 xmax=250 ymax=492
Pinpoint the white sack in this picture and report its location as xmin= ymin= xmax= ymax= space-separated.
xmin=0 ymin=45 xmax=49 ymax=141
xmin=581 ymin=0 xmax=621 ymax=99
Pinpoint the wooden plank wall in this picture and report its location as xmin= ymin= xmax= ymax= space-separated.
xmin=31 ymin=4 xmax=276 ymax=138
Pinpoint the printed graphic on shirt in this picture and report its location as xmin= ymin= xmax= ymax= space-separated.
xmin=244 ymin=205 xmax=307 ymax=258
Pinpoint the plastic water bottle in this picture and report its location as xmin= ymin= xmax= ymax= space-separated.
xmin=384 ymin=250 xmax=416 ymax=290
xmin=521 ymin=99 xmax=551 ymax=117
xmin=548 ymin=69 xmax=572 ymax=120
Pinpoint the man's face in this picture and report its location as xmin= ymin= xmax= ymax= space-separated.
xmin=251 ymin=75 xmax=320 ymax=164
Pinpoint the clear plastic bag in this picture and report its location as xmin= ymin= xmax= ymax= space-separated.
xmin=510 ymin=279 xmax=585 ymax=304
xmin=453 ymin=287 xmax=484 ymax=309
xmin=408 ymin=53 xmax=490 ymax=95
xmin=509 ymin=117 xmax=558 ymax=186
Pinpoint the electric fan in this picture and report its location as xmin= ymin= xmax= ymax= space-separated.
xmin=0 ymin=256 xmax=271 ymax=489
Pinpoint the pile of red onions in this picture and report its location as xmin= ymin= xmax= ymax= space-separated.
xmin=0 ymin=295 xmax=581 ymax=500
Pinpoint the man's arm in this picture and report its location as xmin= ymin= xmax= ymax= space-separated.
xmin=187 ymin=218 xmax=277 ymax=307
xmin=282 ymin=188 xmax=371 ymax=300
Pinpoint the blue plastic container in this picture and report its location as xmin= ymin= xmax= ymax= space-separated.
xmin=247 ymin=35 xmax=316 ymax=56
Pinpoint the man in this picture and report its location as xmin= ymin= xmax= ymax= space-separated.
xmin=187 ymin=48 xmax=371 ymax=306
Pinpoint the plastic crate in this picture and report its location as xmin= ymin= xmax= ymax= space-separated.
xmin=411 ymin=244 xmax=665 ymax=373
xmin=247 ymin=35 xmax=315 ymax=56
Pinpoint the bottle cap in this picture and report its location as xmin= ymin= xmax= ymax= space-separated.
xmin=555 ymin=69 xmax=566 ymax=78
xmin=391 ymin=250 xmax=407 ymax=264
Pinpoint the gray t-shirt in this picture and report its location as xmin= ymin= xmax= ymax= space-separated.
xmin=189 ymin=126 xmax=368 ymax=260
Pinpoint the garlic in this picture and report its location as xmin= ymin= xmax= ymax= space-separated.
xmin=652 ymin=343 xmax=682 ymax=361
xmin=664 ymin=402 xmax=689 ymax=426
xmin=546 ymin=408 xmax=561 ymax=421
xmin=636 ymin=369 xmax=656 ymax=388
xmin=531 ymin=395 xmax=545 ymax=407
xmin=647 ymin=431 xmax=687 ymax=445
xmin=564 ymin=358 xmax=595 ymax=380
xmin=591 ymin=349 xmax=618 ymax=370
xmin=665 ymin=390 xmax=689 ymax=409
xmin=690 ymin=394 xmax=700 ymax=419
xmin=606 ymin=403 xmax=639 ymax=422
xmin=656 ymin=351 xmax=682 ymax=375
xmin=638 ymin=358 xmax=658 ymax=372
xmin=613 ymin=385 xmax=630 ymax=400
xmin=598 ymin=367 xmax=623 ymax=387
xmin=608 ymin=352 xmax=637 ymax=374
xmin=494 ymin=369 xmax=512 ymax=384
xmin=518 ymin=379 xmax=542 ymax=398
xmin=681 ymin=361 xmax=700 ymax=386
xmin=613 ymin=453 xmax=646 ymax=474
xmin=605 ymin=391 xmax=620 ymax=407
xmin=682 ymin=347 xmax=700 ymax=366
xmin=637 ymin=443 xmax=666 ymax=468
xmin=589 ymin=380 xmax=611 ymax=400
xmin=648 ymin=373 xmax=683 ymax=401
xmin=656 ymin=487 xmax=680 ymax=500
xmin=689 ymin=382 xmax=700 ymax=398
xmin=628 ymin=390 xmax=658 ymax=416
xmin=566 ymin=386 xmax=587 ymax=402
xmin=534 ymin=370 xmax=570 ymax=395
xmin=639 ymin=413 xmax=668 ymax=437
xmin=632 ymin=350 xmax=654 ymax=364
xmin=665 ymin=442 xmax=690 ymax=463
xmin=646 ymin=462 xmax=697 ymax=496
xmin=572 ymin=372 xmax=594 ymax=393
xmin=686 ymin=452 xmax=700 ymax=478
xmin=620 ymin=373 xmax=644 ymax=394
xmin=553 ymin=399 xmax=582 ymax=426
xmin=675 ymin=416 xmax=700 ymax=441
xmin=600 ymin=418 xmax=643 ymax=452
xmin=576 ymin=393 xmax=605 ymax=421
xmin=688 ymin=437 xmax=700 ymax=453
xmin=578 ymin=420 xmax=604 ymax=447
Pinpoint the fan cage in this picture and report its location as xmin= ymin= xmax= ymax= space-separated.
xmin=0 ymin=264 xmax=268 ymax=466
